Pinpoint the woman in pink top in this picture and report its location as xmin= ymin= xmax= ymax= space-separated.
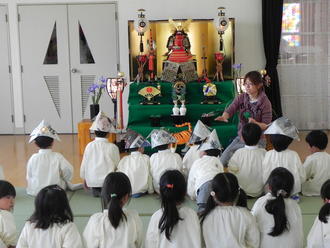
xmin=215 ymin=71 xmax=272 ymax=166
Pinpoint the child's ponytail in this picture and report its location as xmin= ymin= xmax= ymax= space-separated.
xmin=319 ymin=179 xmax=330 ymax=223
xmin=265 ymin=189 xmax=288 ymax=236
xmin=265 ymin=167 xmax=294 ymax=237
xmin=158 ymin=170 xmax=186 ymax=241
xmin=101 ymin=172 xmax=132 ymax=229
xmin=236 ymin=187 xmax=247 ymax=208
xmin=107 ymin=193 xmax=126 ymax=229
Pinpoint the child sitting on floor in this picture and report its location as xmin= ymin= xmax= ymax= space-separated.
xmin=307 ymin=179 xmax=330 ymax=247
xmin=148 ymin=129 xmax=183 ymax=194
xmin=83 ymin=172 xmax=143 ymax=248
xmin=146 ymin=170 xmax=201 ymax=248
xmin=0 ymin=180 xmax=16 ymax=248
xmin=26 ymin=120 xmax=79 ymax=196
xmin=80 ymin=111 xmax=120 ymax=197
xmin=182 ymin=120 xmax=211 ymax=176
xmin=302 ymin=130 xmax=330 ymax=196
xmin=252 ymin=167 xmax=303 ymax=248
xmin=228 ymin=123 xmax=266 ymax=197
xmin=200 ymin=172 xmax=259 ymax=247
xmin=262 ymin=117 xmax=306 ymax=198
xmin=187 ymin=129 xmax=223 ymax=213
xmin=117 ymin=130 xmax=154 ymax=197
xmin=17 ymin=185 xmax=82 ymax=247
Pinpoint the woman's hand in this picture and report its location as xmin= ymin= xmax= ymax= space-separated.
xmin=215 ymin=115 xmax=229 ymax=122
xmin=248 ymin=117 xmax=268 ymax=130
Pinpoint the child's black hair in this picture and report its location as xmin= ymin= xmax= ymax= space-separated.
xmin=270 ymin=134 xmax=293 ymax=152
xmin=101 ymin=172 xmax=132 ymax=229
xmin=34 ymin=136 xmax=54 ymax=149
xmin=95 ymin=130 xmax=108 ymax=138
xmin=128 ymin=147 xmax=139 ymax=152
xmin=204 ymin=149 xmax=221 ymax=157
xmin=155 ymin=144 xmax=169 ymax=151
xmin=306 ymin=130 xmax=328 ymax=150
xmin=242 ymin=123 xmax=262 ymax=146
xmin=0 ymin=180 xmax=16 ymax=198
xmin=29 ymin=185 xmax=73 ymax=229
xmin=265 ymin=167 xmax=294 ymax=236
xmin=158 ymin=170 xmax=186 ymax=241
xmin=319 ymin=179 xmax=330 ymax=223
xmin=200 ymin=173 xmax=247 ymax=223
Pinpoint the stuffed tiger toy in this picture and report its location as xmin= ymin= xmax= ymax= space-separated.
xmin=171 ymin=122 xmax=192 ymax=145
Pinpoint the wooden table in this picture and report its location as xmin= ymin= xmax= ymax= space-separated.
xmin=77 ymin=119 xmax=116 ymax=155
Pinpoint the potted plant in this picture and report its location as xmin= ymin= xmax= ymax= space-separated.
xmin=88 ymin=76 xmax=107 ymax=120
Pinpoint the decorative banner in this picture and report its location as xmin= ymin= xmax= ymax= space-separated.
xmin=161 ymin=61 xmax=180 ymax=82
xmin=180 ymin=61 xmax=198 ymax=82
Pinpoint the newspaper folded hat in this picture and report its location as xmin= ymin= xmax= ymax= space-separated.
xmin=147 ymin=129 xmax=177 ymax=149
xmin=124 ymin=129 xmax=150 ymax=149
xmin=189 ymin=120 xmax=212 ymax=144
xmin=264 ymin=116 xmax=299 ymax=140
xmin=29 ymin=120 xmax=60 ymax=143
xmin=198 ymin=129 xmax=222 ymax=151
xmin=89 ymin=111 xmax=114 ymax=132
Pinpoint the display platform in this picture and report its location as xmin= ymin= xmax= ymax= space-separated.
xmin=127 ymin=80 xmax=238 ymax=153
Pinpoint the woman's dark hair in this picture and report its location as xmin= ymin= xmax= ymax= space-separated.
xmin=244 ymin=70 xmax=263 ymax=85
xmin=155 ymin=144 xmax=169 ymax=151
xmin=319 ymin=179 xmax=330 ymax=223
xmin=265 ymin=167 xmax=294 ymax=236
xmin=200 ymin=173 xmax=247 ymax=223
xmin=101 ymin=172 xmax=132 ymax=229
xmin=159 ymin=170 xmax=186 ymax=241
xmin=270 ymin=134 xmax=293 ymax=152
xmin=29 ymin=185 xmax=73 ymax=229
xmin=0 ymin=180 xmax=16 ymax=198
xmin=204 ymin=149 xmax=221 ymax=157
xmin=242 ymin=123 xmax=262 ymax=146
xmin=34 ymin=136 xmax=54 ymax=149
xmin=306 ymin=130 xmax=328 ymax=150
xmin=94 ymin=130 xmax=108 ymax=138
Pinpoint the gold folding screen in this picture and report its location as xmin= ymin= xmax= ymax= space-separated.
xmin=128 ymin=19 xmax=235 ymax=81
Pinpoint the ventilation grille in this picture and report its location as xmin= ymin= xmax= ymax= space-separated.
xmin=44 ymin=76 xmax=60 ymax=117
xmin=81 ymin=75 xmax=96 ymax=118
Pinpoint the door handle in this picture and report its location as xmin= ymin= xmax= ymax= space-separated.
xmin=71 ymin=68 xmax=78 ymax=73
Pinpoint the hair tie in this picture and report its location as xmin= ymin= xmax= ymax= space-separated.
xmin=110 ymin=193 xmax=117 ymax=198
xmin=166 ymin=184 xmax=174 ymax=189
xmin=325 ymin=199 xmax=330 ymax=204
xmin=276 ymin=189 xmax=287 ymax=197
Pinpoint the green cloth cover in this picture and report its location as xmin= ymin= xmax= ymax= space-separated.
xmin=127 ymin=81 xmax=238 ymax=151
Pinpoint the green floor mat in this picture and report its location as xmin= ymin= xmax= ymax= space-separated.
xmin=69 ymin=189 xmax=102 ymax=215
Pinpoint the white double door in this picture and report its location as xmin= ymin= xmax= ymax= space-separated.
xmin=19 ymin=4 xmax=118 ymax=133
xmin=0 ymin=5 xmax=14 ymax=134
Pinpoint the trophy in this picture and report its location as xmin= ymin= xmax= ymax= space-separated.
xmin=138 ymin=86 xmax=161 ymax=105
xmin=201 ymin=79 xmax=220 ymax=104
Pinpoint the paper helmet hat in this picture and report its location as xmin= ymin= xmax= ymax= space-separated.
xmin=264 ymin=117 xmax=299 ymax=140
xmin=148 ymin=129 xmax=177 ymax=149
xmin=29 ymin=120 xmax=60 ymax=143
xmin=124 ymin=129 xmax=150 ymax=149
xmin=189 ymin=120 xmax=212 ymax=144
xmin=89 ymin=111 xmax=114 ymax=132
xmin=198 ymin=129 xmax=222 ymax=151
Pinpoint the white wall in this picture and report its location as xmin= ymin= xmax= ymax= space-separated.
xmin=0 ymin=0 xmax=265 ymax=132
